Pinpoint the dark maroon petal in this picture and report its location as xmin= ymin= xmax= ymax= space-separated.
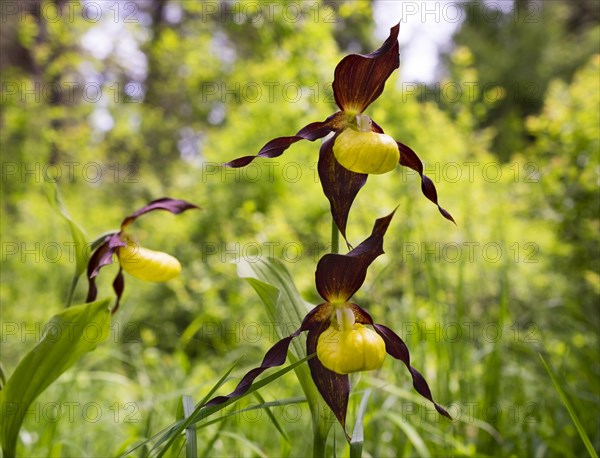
xmin=86 ymin=234 xmax=125 ymax=303
xmin=371 ymin=119 xmax=385 ymax=134
xmin=223 ymin=113 xmax=344 ymax=168
xmin=374 ymin=323 xmax=451 ymax=419
xmin=203 ymin=304 xmax=331 ymax=408
xmin=121 ymin=198 xmax=199 ymax=228
xmin=315 ymin=210 xmax=395 ymax=302
xmin=397 ymin=142 xmax=455 ymax=224
xmin=332 ymin=23 xmax=400 ymax=113
xmin=318 ymin=135 xmax=368 ymax=244
xmin=111 ymin=268 xmax=125 ymax=315
xmin=307 ymin=322 xmax=351 ymax=440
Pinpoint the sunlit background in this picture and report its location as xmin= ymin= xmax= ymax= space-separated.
xmin=1 ymin=0 xmax=599 ymax=456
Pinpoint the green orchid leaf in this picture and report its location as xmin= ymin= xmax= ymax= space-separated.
xmin=45 ymin=181 xmax=90 ymax=279
xmin=0 ymin=298 xmax=111 ymax=457
xmin=236 ymin=258 xmax=336 ymax=447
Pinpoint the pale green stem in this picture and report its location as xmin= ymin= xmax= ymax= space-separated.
xmin=312 ymin=426 xmax=328 ymax=458
xmin=331 ymin=218 xmax=339 ymax=254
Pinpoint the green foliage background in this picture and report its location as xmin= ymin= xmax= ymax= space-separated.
xmin=1 ymin=0 xmax=598 ymax=456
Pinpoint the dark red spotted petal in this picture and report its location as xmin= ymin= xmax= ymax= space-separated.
xmin=223 ymin=113 xmax=344 ymax=168
xmin=121 ymin=198 xmax=199 ymax=228
xmin=315 ymin=210 xmax=395 ymax=302
xmin=397 ymin=142 xmax=455 ymax=224
xmin=318 ymin=135 xmax=368 ymax=244
xmin=306 ymin=321 xmax=351 ymax=441
xmin=332 ymin=23 xmax=400 ymax=113
xmin=203 ymin=303 xmax=331 ymax=408
xmin=350 ymin=306 xmax=451 ymax=419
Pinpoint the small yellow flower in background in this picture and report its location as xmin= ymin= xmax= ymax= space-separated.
xmin=117 ymin=241 xmax=182 ymax=282
xmin=86 ymin=198 xmax=198 ymax=313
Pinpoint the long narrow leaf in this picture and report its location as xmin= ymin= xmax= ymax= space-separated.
xmin=539 ymin=353 xmax=598 ymax=458
xmin=350 ymin=389 xmax=371 ymax=458
xmin=182 ymin=395 xmax=197 ymax=458
xmin=253 ymin=392 xmax=290 ymax=444
xmin=45 ymin=182 xmax=90 ymax=279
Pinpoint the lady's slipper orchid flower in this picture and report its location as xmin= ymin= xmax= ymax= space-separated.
xmin=205 ymin=211 xmax=450 ymax=437
xmin=85 ymin=198 xmax=198 ymax=313
xmin=224 ymin=23 xmax=454 ymax=243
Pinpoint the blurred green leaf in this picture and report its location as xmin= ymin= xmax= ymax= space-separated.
xmin=45 ymin=181 xmax=90 ymax=307
xmin=45 ymin=181 xmax=89 ymax=279
xmin=382 ymin=411 xmax=430 ymax=458
xmin=0 ymin=298 xmax=111 ymax=456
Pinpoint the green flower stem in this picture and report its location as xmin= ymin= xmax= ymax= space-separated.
xmin=331 ymin=218 xmax=339 ymax=254
xmin=312 ymin=425 xmax=328 ymax=458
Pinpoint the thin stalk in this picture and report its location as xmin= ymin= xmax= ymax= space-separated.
xmin=331 ymin=218 xmax=339 ymax=254
xmin=312 ymin=426 xmax=328 ymax=458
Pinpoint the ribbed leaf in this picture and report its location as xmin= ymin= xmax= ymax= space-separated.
xmin=45 ymin=182 xmax=90 ymax=279
xmin=236 ymin=259 xmax=336 ymax=443
xmin=0 ymin=298 xmax=111 ymax=456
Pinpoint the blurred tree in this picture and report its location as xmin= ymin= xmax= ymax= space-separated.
xmin=525 ymin=54 xmax=600 ymax=454
xmin=441 ymin=0 xmax=599 ymax=160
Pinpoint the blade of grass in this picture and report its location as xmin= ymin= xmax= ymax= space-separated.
xmin=350 ymin=389 xmax=371 ymax=458
xmin=539 ymin=353 xmax=598 ymax=458
xmin=182 ymin=395 xmax=197 ymax=458
xmin=382 ymin=411 xmax=430 ymax=457
xmin=196 ymin=397 xmax=307 ymax=430
xmin=219 ymin=431 xmax=267 ymax=458
xmin=200 ymin=417 xmax=228 ymax=458
xmin=253 ymin=392 xmax=290 ymax=444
